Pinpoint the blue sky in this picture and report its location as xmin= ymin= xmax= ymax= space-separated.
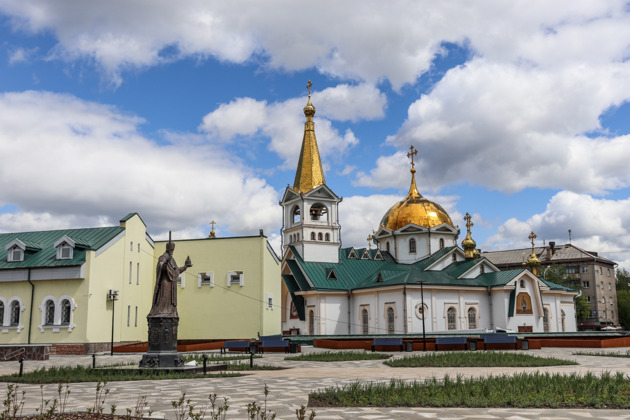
xmin=1 ymin=1 xmax=629 ymax=269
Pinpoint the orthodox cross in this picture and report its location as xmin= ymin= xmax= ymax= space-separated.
xmin=367 ymin=233 xmax=374 ymax=249
xmin=529 ymin=231 xmax=537 ymax=248
xmin=464 ymin=212 xmax=474 ymax=233
xmin=307 ymin=80 xmax=312 ymax=97
xmin=407 ymin=145 xmax=418 ymax=169
xmin=210 ymin=220 xmax=216 ymax=231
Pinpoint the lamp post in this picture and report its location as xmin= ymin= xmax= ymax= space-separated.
xmin=107 ymin=290 xmax=119 ymax=356
xmin=418 ymin=280 xmax=426 ymax=352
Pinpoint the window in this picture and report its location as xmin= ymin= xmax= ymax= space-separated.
xmin=543 ymin=308 xmax=550 ymax=332
xmin=292 ymin=206 xmax=301 ymax=223
xmin=439 ymin=238 xmax=445 ymax=250
xmin=308 ymin=309 xmax=315 ymax=335
xmin=227 ymin=271 xmax=244 ymax=287
xmin=387 ymin=307 xmax=395 ymax=334
xmin=608 ymin=283 xmax=612 ymax=291
xmin=177 ymin=272 xmax=185 ymax=287
xmin=8 ymin=246 xmax=23 ymax=262
xmin=318 ymin=232 xmax=323 ymax=241
xmin=127 ymin=305 xmax=130 ymax=327
xmin=325 ymin=233 xmax=330 ymax=241
xmin=129 ymin=261 xmax=132 ymax=284
xmin=582 ymin=266 xmax=588 ymax=273
xmin=582 ymin=281 xmax=590 ymax=288
xmin=386 ymin=242 xmax=390 ymax=253
xmin=361 ymin=308 xmax=369 ymax=334
xmin=607 ymin=268 xmax=611 ymax=277
xmin=267 ymin=295 xmax=274 ymax=309
xmin=138 ymin=243 xmax=140 ymax=253
xmin=602 ymin=297 xmax=605 ymax=304
xmin=452 ymin=253 xmax=457 ymax=262
xmin=520 ymin=279 xmax=525 ymax=288
xmin=409 ymin=238 xmax=416 ymax=254
xmin=602 ymin=310 xmax=607 ymax=318
xmin=415 ymin=303 xmax=428 ymax=319
xmin=0 ymin=302 xmax=3 ymax=326
xmin=610 ymin=297 xmax=614 ymax=305
xmin=601 ymin=281 xmax=604 ymax=289
xmin=58 ymin=243 xmax=73 ymax=260
xmin=447 ymin=307 xmax=457 ymax=330
xmin=198 ymin=272 xmax=214 ymax=287
xmin=310 ymin=232 xmax=315 ymax=240
xmin=135 ymin=306 xmax=138 ymax=327
xmin=10 ymin=301 xmax=20 ymax=326
xmin=60 ymin=299 xmax=71 ymax=325
xmin=130 ymin=242 xmax=133 ymax=251
xmin=310 ymin=203 xmax=328 ymax=221
xmin=467 ymin=307 xmax=477 ymax=329
xmin=136 ymin=262 xmax=140 ymax=285
xmin=586 ymin=296 xmax=591 ymax=303
xmin=479 ymin=265 xmax=485 ymax=274
xmin=600 ymin=267 xmax=603 ymax=275
xmin=565 ymin=266 xmax=578 ymax=274
xmin=44 ymin=300 xmax=55 ymax=325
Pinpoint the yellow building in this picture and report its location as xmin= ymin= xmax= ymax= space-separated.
xmin=0 ymin=213 xmax=280 ymax=354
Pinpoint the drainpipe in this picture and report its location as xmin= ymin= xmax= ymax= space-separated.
xmin=347 ymin=290 xmax=351 ymax=335
xmin=27 ymin=269 xmax=34 ymax=344
xmin=487 ymin=286 xmax=494 ymax=331
xmin=403 ymin=283 xmax=408 ymax=334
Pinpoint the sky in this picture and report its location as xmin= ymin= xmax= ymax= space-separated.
xmin=1 ymin=1 xmax=630 ymax=270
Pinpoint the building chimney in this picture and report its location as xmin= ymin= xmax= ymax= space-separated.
xmin=549 ymin=241 xmax=555 ymax=255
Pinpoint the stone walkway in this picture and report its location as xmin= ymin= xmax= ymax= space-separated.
xmin=1 ymin=346 xmax=630 ymax=419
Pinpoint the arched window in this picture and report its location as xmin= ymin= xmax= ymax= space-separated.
xmin=480 ymin=265 xmax=485 ymax=274
xmin=296 ymin=233 xmax=299 ymax=241
xmin=561 ymin=310 xmax=566 ymax=332
xmin=308 ymin=309 xmax=315 ymax=335
xmin=10 ymin=301 xmax=20 ymax=326
xmin=409 ymin=238 xmax=416 ymax=254
xmin=292 ymin=206 xmax=301 ymax=223
xmin=452 ymin=253 xmax=457 ymax=262
xmin=0 ymin=301 xmax=4 ymax=326
xmin=45 ymin=300 xmax=55 ymax=325
xmin=543 ymin=308 xmax=550 ymax=332
xmin=467 ymin=307 xmax=477 ymax=329
xmin=325 ymin=233 xmax=330 ymax=241
xmin=310 ymin=203 xmax=328 ymax=221
xmin=386 ymin=241 xmax=390 ymax=253
xmin=362 ymin=309 xmax=369 ymax=334
xmin=60 ymin=299 xmax=71 ymax=325
xmin=439 ymin=238 xmax=445 ymax=250
xmin=447 ymin=307 xmax=457 ymax=330
xmin=387 ymin=307 xmax=395 ymax=334
xmin=520 ymin=279 xmax=525 ymax=288
xmin=318 ymin=232 xmax=323 ymax=241
xmin=311 ymin=232 xmax=316 ymax=240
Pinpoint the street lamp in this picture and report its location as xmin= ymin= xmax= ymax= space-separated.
xmin=107 ymin=290 xmax=119 ymax=356
xmin=418 ymin=280 xmax=426 ymax=352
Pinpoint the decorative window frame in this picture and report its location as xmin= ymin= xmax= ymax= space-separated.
xmin=444 ymin=304 xmax=458 ymax=330
xmin=4 ymin=297 xmax=25 ymax=333
xmin=38 ymin=295 xmax=76 ymax=332
xmin=465 ymin=304 xmax=479 ymax=329
xmin=359 ymin=304 xmax=370 ymax=334
xmin=0 ymin=297 xmax=5 ymax=328
xmin=267 ymin=294 xmax=274 ymax=310
xmin=178 ymin=272 xmax=186 ymax=288
xmin=307 ymin=306 xmax=316 ymax=335
xmin=543 ymin=304 xmax=552 ymax=332
xmin=227 ymin=271 xmax=244 ymax=287
xmin=384 ymin=302 xmax=397 ymax=334
xmin=415 ymin=302 xmax=428 ymax=319
xmin=198 ymin=272 xmax=214 ymax=287
xmin=409 ymin=238 xmax=417 ymax=254
xmin=5 ymin=239 xmax=26 ymax=262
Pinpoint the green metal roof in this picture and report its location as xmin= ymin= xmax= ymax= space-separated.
xmin=0 ymin=226 xmax=124 ymax=269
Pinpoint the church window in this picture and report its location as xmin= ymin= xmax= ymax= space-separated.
xmin=439 ymin=238 xmax=445 ymax=250
xmin=361 ymin=250 xmax=370 ymax=260
xmin=308 ymin=309 xmax=315 ymax=335
xmin=387 ymin=307 xmax=395 ymax=334
xmin=447 ymin=307 xmax=457 ymax=330
xmin=467 ymin=307 xmax=477 ymax=329
xmin=60 ymin=299 xmax=71 ymax=325
xmin=543 ymin=308 xmax=550 ymax=332
xmin=480 ymin=265 xmax=485 ymax=274
xmin=318 ymin=232 xmax=323 ymax=241
xmin=348 ymin=249 xmax=358 ymax=259
xmin=10 ymin=301 xmax=20 ymax=326
xmin=325 ymin=233 xmax=330 ymax=241
xmin=292 ymin=206 xmax=301 ymax=223
xmin=44 ymin=300 xmax=55 ymax=325
xmin=0 ymin=302 xmax=3 ymax=326
xmin=374 ymin=250 xmax=383 ymax=260
xmin=375 ymin=272 xmax=384 ymax=283
xmin=452 ymin=253 xmax=457 ymax=262
xmin=409 ymin=238 xmax=416 ymax=254
xmin=8 ymin=246 xmax=23 ymax=262
xmin=127 ymin=305 xmax=131 ymax=327
xmin=310 ymin=203 xmax=328 ymax=221
xmin=520 ymin=279 xmax=525 ymax=288
xmin=326 ymin=269 xmax=337 ymax=280
xmin=311 ymin=232 xmax=315 ymax=240
xmin=129 ymin=261 xmax=132 ymax=284
xmin=135 ymin=306 xmax=138 ymax=327
xmin=267 ymin=295 xmax=274 ymax=309
xmin=361 ymin=308 xmax=369 ymax=334
xmin=386 ymin=242 xmax=390 ymax=253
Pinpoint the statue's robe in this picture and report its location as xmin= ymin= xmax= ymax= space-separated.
xmin=148 ymin=253 xmax=180 ymax=317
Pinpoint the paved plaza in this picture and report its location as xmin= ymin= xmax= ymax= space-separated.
xmin=2 ymin=346 xmax=630 ymax=419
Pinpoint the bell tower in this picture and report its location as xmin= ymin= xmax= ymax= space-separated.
xmin=280 ymin=81 xmax=341 ymax=263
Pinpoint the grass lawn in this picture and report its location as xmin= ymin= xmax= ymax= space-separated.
xmin=385 ymin=351 xmax=577 ymax=367
xmin=573 ymin=350 xmax=630 ymax=358
xmin=285 ymin=351 xmax=392 ymax=362
xmin=309 ymin=372 xmax=630 ymax=408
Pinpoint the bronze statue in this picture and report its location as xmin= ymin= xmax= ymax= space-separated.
xmin=148 ymin=235 xmax=192 ymax=318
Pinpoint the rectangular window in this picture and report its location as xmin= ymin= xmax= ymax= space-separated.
xmin=267 ymin=294 xmax=273 ymax=309
xmin=60 ymin=245 xmax=72 ymax=259
xmin=586 ymin=296 xmax=591 ymax=303
xmin=129 ymin=262 xmax=132 ymax=284
xmin=198 ymin=272 xmax=214 ymax=287
xmin=130 ymin=242 xmax=133 ymax=251
xmin=582 ymin=281 xmax=590 ymax=288
xmin=136 ymin=263 xmax=140 ymax=285
xmin=607 ymin=268 xmax=611 ymax=277
xmin=565 ymin=266 xmax=578 ymax=274
xmin=227 ymin=271 xmax=244 ymax=287
xmin=134 ymin=306 xmax=138 ymax=327
xmin=127 ymin=305 xmax=130 ymax=327
xmin=610 ymin=297 xmax=613 ymax=305
xmin=138 ymin=243 xmax=140 ymax=253
xmin=581 ymin=266 xmax=588 ymax=273
xmin=9 ymin=247 xmax=23 ymax=262
xmin=608 ymin=283 xmax=612 ymax=291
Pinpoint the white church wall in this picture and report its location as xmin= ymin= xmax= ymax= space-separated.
xmin=410 ymin=290 xmax=433 ymax=333
xmin=282 ymin=294 xmax=306 ymax=334
xmin=491 ymin=291 xmax=509 ymax=331
xmin=320 ymin=295 xmax=348 ymax=335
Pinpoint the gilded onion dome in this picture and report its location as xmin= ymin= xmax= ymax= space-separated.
xmin=526 ymin=231 xmax=541 ymax=276
xmin=379 ymin=146 xmax=453 ymax=231
xmin=461 ymin=213 xmax=478 ymax=259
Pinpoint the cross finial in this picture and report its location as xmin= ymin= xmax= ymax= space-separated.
xmin=307 ymin=80 xmax=312 ymax=98
xmin=529 ymin=231 xmax=537 ymax=247
xmin=464 ymin=212 xmax=474 ymax=232
xmin=407 ymin=145 xmax=418 ymax=169
xmin=210 ymin=220 xmax=216 ymax=231
xmin=209 ymin=221 xmax=217 ymax=238
xmin=367 ymin=233 xmax=374 ymax=250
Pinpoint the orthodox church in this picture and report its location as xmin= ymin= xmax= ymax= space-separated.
xmin=280 ymin=86 xmax=578 ymax=336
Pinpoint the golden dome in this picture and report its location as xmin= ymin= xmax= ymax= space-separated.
xmin=379 ymin=156 xmax=453 ymax=230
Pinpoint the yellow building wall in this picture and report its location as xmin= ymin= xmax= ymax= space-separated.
xmin=156 ymin=236 xmax=281 ymax=340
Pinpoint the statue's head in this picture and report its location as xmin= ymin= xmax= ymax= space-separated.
xmin=166 ymin=242 xmax=175 ymax=253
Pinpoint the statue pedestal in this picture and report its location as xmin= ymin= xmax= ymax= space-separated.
xmin=139 ymin=316 xmax=183 ymax=368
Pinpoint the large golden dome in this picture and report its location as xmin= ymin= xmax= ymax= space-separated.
xmin=379 ymin=154 xmax=453 ymax=230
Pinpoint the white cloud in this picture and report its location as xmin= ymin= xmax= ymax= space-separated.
xmin=8 ymin=46 xmax=38 ymax=64
xmin=0 ymin=91 xmax=281 ymax=237
xmin=199 ymin=84 xmax=379 ymax=168
xmin=485 ymin=191 xmax=630 ymax=270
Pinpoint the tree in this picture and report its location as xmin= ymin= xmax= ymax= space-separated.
xmin=616 ymin=268 xmax=630 ymax=292
xmin=616 ymin=269 xmax=630 ymax=329
xmin=544 ymin=265 xmax=589 ymax=322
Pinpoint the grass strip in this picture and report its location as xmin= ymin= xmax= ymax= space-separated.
xmin=0 ymin=365 xmax=240 ymax=384
xmin=182 ymin=353 xmax=262 ymax=363
xmin=309 ymin=372 xmax=630 ymax=408
xmin=285 ymin=351 xmax=392 ymax=362
xmin=573 ymin=350 xmax=630 ymax=358
xmin=385 ymin=351 xmax=577 ymax=367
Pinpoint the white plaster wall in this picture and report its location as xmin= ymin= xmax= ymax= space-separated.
xmin=302 ymin=243 xmax=340 ymax=263
xmin=322 ymin=295 xmax=348 ymax=335
xmin=410 ymin=290 xmax=433 ymax=333
xmin=491 ymin=291 xmax=509 ymax=331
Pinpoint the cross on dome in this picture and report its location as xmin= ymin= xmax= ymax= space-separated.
xmin=407 ymin=145 xmax=418 ymax=171
xmin=464 ymin=212 xmax=474 ymax=232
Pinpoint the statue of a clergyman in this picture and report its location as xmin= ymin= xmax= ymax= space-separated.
xmin=148 ymin=233 xmax=192 ymax=318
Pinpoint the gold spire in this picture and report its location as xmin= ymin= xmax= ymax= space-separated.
xmin=406 ymin=145 xmax=421 ymax=198
xmin=527 ymin=231 xmax=541 ymax=276
xmin=209 ymin=220 xmax=216 ymax=238
xmin=462 ymin=212 xmax=478 ymax=259
xmin=293 ymin=80 xmax=325 ymax=193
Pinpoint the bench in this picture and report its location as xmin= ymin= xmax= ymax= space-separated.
xmin=481 ymin=334 xmax=518 ymax=350
xmin=371 ymin=338 xmax=403 ymax=352
xmin=435 ymin=336 xmax=468 ymax=351
xmin=260 ymin=337 xmax=290 ymax=353
xmin=221 ymin=341 xmax=251 ymax=354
